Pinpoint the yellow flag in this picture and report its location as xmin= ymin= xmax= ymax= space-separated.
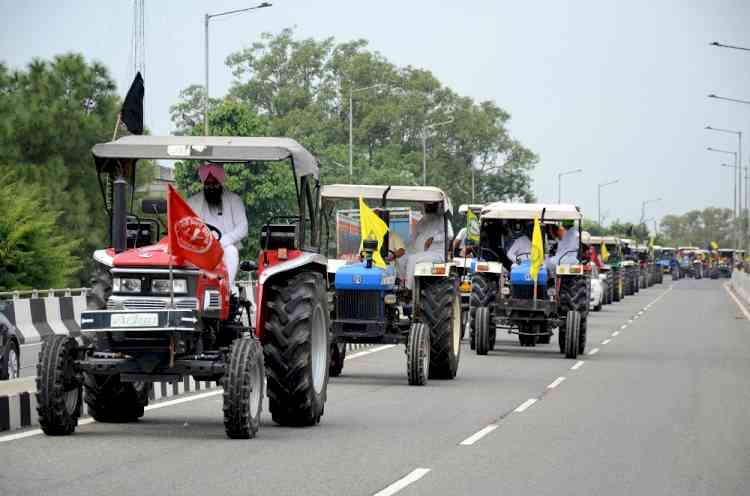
xmin=466 ymin=209 xmax=480 ymax=243
xmin=358 ymin=196 xmax=389 ymax=269
xmin=601 ymin=242 xmax=610 ymax=262
xmin=530 ymin=216 xmax=544 ymax=282
xmin=710 ymin=241 xmax=718 ymax=250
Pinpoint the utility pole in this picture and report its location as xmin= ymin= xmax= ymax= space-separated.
xmin=557 ymin=168 xmax=583 ymax=203
xmin=597 ymin=179 xmax=619 ymax=227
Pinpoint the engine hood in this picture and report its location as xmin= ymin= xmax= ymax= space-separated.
xmin=334 ymin=262 xmax=396 ymax=291
xmin=110 ymin=239 xmax=196 ymax=269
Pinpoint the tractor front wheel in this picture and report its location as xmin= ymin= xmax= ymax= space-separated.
xmin=407 ymin=323 xmax=430 ymax=386
xmin=475 ymin=307 xmax=491 ymax=356
xmin=223 ymin=337 xmax=264 ymax=439
xmin=263 ymin=271 xmax=329 ymax=426
xmin=84 ymin=374 xmax=148 ymax=423
xmin=36 ymin=336 xmax=82 ymax=435
xmin=421 ymin=278 xmax=461 ymax=380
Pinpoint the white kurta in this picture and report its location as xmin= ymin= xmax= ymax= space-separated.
xmin=400 ymin=213 xmax=452 ymax=289
xmin=188 ymin=191 xmax=248 ymax=290
xmin=506 ymin=235 xmax=532 ymax=266
xmin=546 ymin=228 xmax=579 ymax=274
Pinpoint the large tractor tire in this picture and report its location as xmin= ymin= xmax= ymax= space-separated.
xmin=474 ymin=306 xmax=492 ymax=356
xmin=329 ymin=342 xmax=346 ymax=378
xmin=633 ymin=269 xmax=640 ymax=293
xmin=421 ymin=278 xmax=461 ymax=380
xmin=612 ymin=270 xmax=622 ymax=302
xmin=624 ymin=269 xmax=633 ymax=296
xmin=263 ymin=271 xmax=329 ymax=427
xmin=223 ymin=337 xmax=264 ymax=439
xmin=469 ymin=274 xmax=497 ymax=350
xmin=558 ymin=276 xmax=588 ymax=358
xmin=36 ymin=335 xmax=82 ymax=435
xmin=564 ymin=310 xmax=581 ymax=359
xmin=84 ymin=374 xmax=148 ymax=423
xmin=407 ymin=323 xmax=430 ymax=386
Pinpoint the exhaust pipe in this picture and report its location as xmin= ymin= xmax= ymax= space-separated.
xmin=112 ymin=176 xmax=128 ymax=253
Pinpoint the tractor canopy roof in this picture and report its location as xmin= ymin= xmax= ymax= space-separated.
xmin=661 ymin=247 xmax=676 ymax=252
xmin=480 ymin=202 xmax=582 ymax=221
xmin=677 ymin=246 xmax=699 ymax=251
xmin=620 ymin=238 xmax=636 ymax=246
xmin=92 ymin=135 xmax=319 ymax=179
xmin=589 ymin=235 xmax=619 ymax=244
xmin=320 ymin=184 xmax=452 ymax=213
xmin=458 ymin=203 xmax=484 ymax=214
xmin=718 ymin=248 xmax=735 ymax=254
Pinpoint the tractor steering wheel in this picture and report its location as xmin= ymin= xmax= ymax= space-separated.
xmin=205 ymin=223 xmax=223 ymax=241
xmin=516 ymin=252 xmax=531 ymax=265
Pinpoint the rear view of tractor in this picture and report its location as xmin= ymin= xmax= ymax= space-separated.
xmin=321 ymin=185 xmax=461 ymax=386
xmin=471 ymin=203 xmax=589 ymax=359
xmin=591 ymin=236 xmax=624 ymax=303
xmin=620 ymin=238 xmax=640 ymax=295
xmin=36 ymin=136 xmax=330 ymax=439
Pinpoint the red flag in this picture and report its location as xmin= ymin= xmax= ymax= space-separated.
xmin=167 ymin=184 xmax=224 ymax=271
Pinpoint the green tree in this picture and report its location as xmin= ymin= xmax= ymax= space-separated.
xmin=0 ymin=172 xmax=81 ymax=290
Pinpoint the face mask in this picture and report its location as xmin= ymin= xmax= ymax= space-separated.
xmin=204 ymin=185 xmax=223 ymax=206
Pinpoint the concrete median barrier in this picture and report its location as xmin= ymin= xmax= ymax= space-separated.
xmin=731 ymin=271 xmax=750 ymax=305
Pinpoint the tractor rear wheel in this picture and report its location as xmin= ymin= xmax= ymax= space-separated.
xmin=263 ymin=271 xmax=329 ymax=427
xmin=475 ymin=307 xmax=491 ymax=356
xmin=613 ymin=270 xmax=622 ymax=302
xmin=223 ymin=337 xmax=264 ymax=439
xmin=36 ymin=336 xmax=82 ymax=435
xmin=407 ymin=323 xmax=430 ymax=386
xmin=84 ymin=373 xmax=148 ymax=422
xmin=469 ymin=274 xmax=497 ymax=351
xmin=421 ymin=278 xmax=461 ymax=380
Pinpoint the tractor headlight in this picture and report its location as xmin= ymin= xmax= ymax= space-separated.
xmin=384 ymin=294 xmax=397 ymax=305
xmin=113 ymin=277 xmax=142 ymax=293
xmin=501 ymin=287 xmax=511 ymax=296
xmin=151 ymin=279 xmax=187 ymax=294
xmin=459 ymin=280 xmax=472 ymax=293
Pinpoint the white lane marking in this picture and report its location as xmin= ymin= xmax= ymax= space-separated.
xmin=459 ymin=424 xmax=499 ymax=446
xmin=611 ymin=331 xmax=620 ymax=337
xmin=514 ymin=398 xmax=538 ymax=412
xmin=628 ymin=319 xmax=633 ymax=323
xmin=547 ymin=376 xmax=566 ymax=389
xmin=724 ymin=284 xmax=750 ymax=321
xmin=345 ymin=344 xmax=396 ymax=361
xmin=1 ymin=342 xmax=397 ymax=444
xmin=620 ymin=324 xmax=628 ymax=330
xmin=634 ymin=315 xmax=639 ymax=320
xmin=571 ymin=360 xmax=585 ymax=370
xmin=588 ymin=348 xmax=600 ymax=355
xmin=637 ymin=311 xmax=644 ymax=315
xmin=373 ymin=468 xmax=431 ymax=496
xmin=601 ymin=339 xmax=611 ymax=345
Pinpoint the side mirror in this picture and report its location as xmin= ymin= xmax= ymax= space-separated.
xmin=240 ymin=260 xmax=258 ymax=272
xmin=142 ymin=198 xmax=167 ymax=215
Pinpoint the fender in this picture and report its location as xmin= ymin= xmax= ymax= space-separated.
xmin=93 ymin=249 xmax=115 ymax=267
xmin=254 ymin=251 xmax=327 ymax=339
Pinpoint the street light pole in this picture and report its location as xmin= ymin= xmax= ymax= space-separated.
xmin=640 ymin=198 xmax=661 ymax=228
xmin=597 ymin=179 xmax=619 ymax=227
xmin=557 ymin=168 xmax=583 ymax=203
xmin=422 ymin=118 xmax=454 ymax=186
xmin=707 ymin=127 xmax=743 ymax=246
xmin=709 ymin=147 xmax=739 ymax=246
xmin=204 ymin=2 xmax=272 ymax=135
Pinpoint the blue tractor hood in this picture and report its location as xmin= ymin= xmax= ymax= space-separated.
xmin=510 ymin=259 xmax=548 ymax=287
xmin=335 ymin=262 xmax=396 ymax=291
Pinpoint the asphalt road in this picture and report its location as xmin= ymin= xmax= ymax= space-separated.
xmin=1 ymin=278 xmax=748 ymax=496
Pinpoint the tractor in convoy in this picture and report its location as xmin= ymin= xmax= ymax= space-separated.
xmin=717 ymin=248 xmax=735 ymax=278
xmin=470 ymin=202 xmax=590 ymax=359
xmin=589 ymin=235 xmax=623 ymax=304
xmin=453 ymin=203 xmax=487 ymax=348
xmin=36 ymin=136 xmax=330 ymax=439
xmin=320 ymin=185 xmax=461 ymax=385
xmin=620 ymin=238 xmax=640 ymax=295
xmin=655 ymin=246 xmax=675 ymax=275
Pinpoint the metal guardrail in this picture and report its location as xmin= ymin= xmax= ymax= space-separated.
xmin=0 ymin=288 xmax=89 ymax=299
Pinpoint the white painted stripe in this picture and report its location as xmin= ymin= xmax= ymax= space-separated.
xmin=459 ymin=424 xmax=498 ymax=445
xmin=588 ymin=347 xmax=599 ymax=355
xmin=345 ymin=344 xmax=396 ymax=361
xmin=628 ymin=319 xmax=633 ymax=323
xmin=637 ymin=311 xmax=643 ymax=315
xmin=72 ymin=294 xmax=86 ymax=326
xmin=725 ymin=284 xmax=750 ymax=320
xmin=13 ymin=300 xmax=41 ymax=344
xmin=154 ymin=383 xmax=163 ymax=400
xmin=571 ymin=360 xmax=584 ymax=370
xmin=514 ymin=398 xmax=538 ymax=412
xmin=0 ymin=418 xmax=94 ymax=443
xmin=547 ymin=376 xmax=566 ymax=389
xmin=373 ymin=468 xmax=431 ymax=496
xmin=611 ymin=331 xmax=619 ymax=337
xmin=633 ymin=315 xmax=639 ymax=320
xmin=43 ymin=297 xmax=68 ymax=335
xmin=620 ymin=324 xmax=628 ymax=330
xmin=601 ymin=339 xmax=611 ymax=345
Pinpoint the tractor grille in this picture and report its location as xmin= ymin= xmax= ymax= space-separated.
xmin=511 ymin=284 xmax=535 ymax=300
xmin=336 ymin=290 xmax=382 ymax=320
xmin=107 ymin=297 xmax=198 ymax=311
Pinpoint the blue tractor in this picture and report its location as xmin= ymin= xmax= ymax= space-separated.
xmin=321 ymin=185 xmax=462 ymax=386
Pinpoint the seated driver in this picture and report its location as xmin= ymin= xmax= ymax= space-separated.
xmin=504 ymin=220 xmax=532 ymax=269
xmin=545 ymin=220 xmax=579 ymax=275
xmin=393 ymin=201 xmax=452 ymax=289
xmin=188 ymin=163 xmax=248 ymax=293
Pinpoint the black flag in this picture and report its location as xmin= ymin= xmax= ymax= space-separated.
xmin=121 ymin=72 xmax=144 ymax=135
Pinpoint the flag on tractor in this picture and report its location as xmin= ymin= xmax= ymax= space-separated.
xmin=167 ymin=184 xmax=224 ymax=271
xmin=601 ymin=242 xmax=610 ymax=262
xmin=121 ymin=72 xmax=144 ymax=135
xmin=711 ymin=241 xmax=719 ymax=250
xmin=530 ymin=216 xmax=544 ymax=282
xmin=466 ymin=209 xmax=480 ymax=244
xmin=358 ymin=196 xmax=389 ymax=269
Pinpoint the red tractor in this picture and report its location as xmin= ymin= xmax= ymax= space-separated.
xmin=36 ymin=136 xmax=330 ymax=439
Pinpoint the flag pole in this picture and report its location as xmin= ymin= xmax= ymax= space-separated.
xmin=111 ymin=113 xmax=122 ymax=141
xmin=167 ymin=186 xmax=175 ymax=309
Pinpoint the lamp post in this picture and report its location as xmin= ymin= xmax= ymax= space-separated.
xmin=640 ymin=198 xmax=661 ymax=227
xmin=597 ymin=179 xmax=619 ymax=227
xmin=349 ymin=83 xmax=387 ymax=181
xmin=557 ymin=168 xmax=583 ymax=203
xmin=708 ymin=147 xmax=739 ymax=246
xmin=204 ymin=2 xmax=272 ymax=135
xmin=706 ymin=126 xmax=743 ymax=242
xmin=422 ymin=118 xmax=454 ymax=186
xmin=710 ymin=41 xmax=750 ymax=52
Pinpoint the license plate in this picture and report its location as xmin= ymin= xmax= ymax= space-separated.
xmin=111 ymin=313 xmax=158 ymax=328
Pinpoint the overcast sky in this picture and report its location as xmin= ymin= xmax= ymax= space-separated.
xmin=2 ymin=0 xmax=749 ymax=225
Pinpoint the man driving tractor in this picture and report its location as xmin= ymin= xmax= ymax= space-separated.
xmin=394 ymin=201 xmax=452 ymax=289
xmin=187 ymin=163 xmax=248 ymax=293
